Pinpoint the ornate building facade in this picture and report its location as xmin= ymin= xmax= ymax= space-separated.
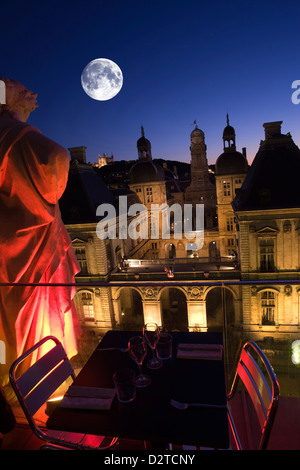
xmin=233 ymin=121 xmax=300 ymax=339
xmin=60 ymin=119 xmax=300 ymax=344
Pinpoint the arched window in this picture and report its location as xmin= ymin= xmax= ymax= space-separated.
xmin=260 ymin=290 xmax=276 ymax=325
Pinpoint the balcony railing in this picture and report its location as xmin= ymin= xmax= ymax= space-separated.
xmin=1 ymin=279 xmax=300 ymax=401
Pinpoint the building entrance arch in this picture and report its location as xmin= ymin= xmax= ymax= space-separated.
xmin=118 ymin=287 xmax=144 ymax=330
xmin=205 ymin=286 xmax=235 ymax=330
xmin=160 ymin=287 xmax=188 ymax=331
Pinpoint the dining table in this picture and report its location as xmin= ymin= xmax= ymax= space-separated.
xmin=46 ymin=330 xmax=230 ymax=449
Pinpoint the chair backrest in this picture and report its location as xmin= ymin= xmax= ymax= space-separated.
xmin=9 ymin=336 xmax=75 ymax=434
xmin=227 ymin=341 xmax=280 ymax=450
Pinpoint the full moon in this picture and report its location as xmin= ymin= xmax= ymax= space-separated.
xmin=81 ymin=58 xmax=123 ymax=101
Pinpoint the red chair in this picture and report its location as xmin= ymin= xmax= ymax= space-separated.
xmin=227 ymin=341 xmax=280 ymax=450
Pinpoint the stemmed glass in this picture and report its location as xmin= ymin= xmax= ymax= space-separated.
xmin=143 ymin=323 xmax=162 ymax=369
xmin=128 ymin=336 xmax=151 ymax=387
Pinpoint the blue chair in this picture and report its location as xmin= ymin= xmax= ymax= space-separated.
xmin=9 ymin=336 xmax=118 ymax=450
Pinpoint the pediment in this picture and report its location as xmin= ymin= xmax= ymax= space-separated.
xmin=72 ymin=237 xmax=88 ymax=244
xmin=256 ymin=226 xmax=279 ymax=233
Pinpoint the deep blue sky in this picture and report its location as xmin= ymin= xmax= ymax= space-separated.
xmin=1 ymin=0 xmax=299 ymax=165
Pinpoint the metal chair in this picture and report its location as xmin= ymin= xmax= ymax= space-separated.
xmin=227 ymin=341 xmax=280 ymax=450
xmin=9 ymin=335 xmax=118 ymax=450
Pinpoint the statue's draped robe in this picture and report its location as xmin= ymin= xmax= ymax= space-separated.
xmin=0 ymin=118 xmax=80 ymax=382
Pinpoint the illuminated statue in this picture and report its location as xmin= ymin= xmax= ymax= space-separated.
xmin=0 ymin=78 xmax=80 ymax=384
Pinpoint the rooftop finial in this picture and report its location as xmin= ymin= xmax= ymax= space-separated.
xmin=141 ymin=125 xmax=145 ymax=137
xmin=226 ymin=113 xmax=229 ymax=126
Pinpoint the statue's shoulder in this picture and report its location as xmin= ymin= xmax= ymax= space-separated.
xmin=0 ymin=118 xmax=39 ymax=137
xmin=0 ymin=118 xmax=69 ymax=160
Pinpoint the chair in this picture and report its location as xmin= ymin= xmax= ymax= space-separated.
xmin=9 ymin=335 xmax=118 ymax=450
xmin=227 ymin=341 xmax=280 ymax=450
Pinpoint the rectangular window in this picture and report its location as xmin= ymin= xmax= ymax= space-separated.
xmin=81 ymin=292 xmax=94 ymax=320
xmin=74 ymin=246 xmax=88 ymax=274
xmin=223 ymin=181 xmax=231 ymax=196
xmin=146 ymin=187 xmax=153 ymax=203
xmin=261 ymin=291 xmax=275 ymax=325
xmin=226 ymin=217 xmax=234 ymax=232
xmin=260 ymin=239 xmax=275 ymax=272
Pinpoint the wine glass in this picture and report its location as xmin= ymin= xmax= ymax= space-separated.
xmin=143 ymin=323 xmax=162 ymax=369
xmin=128 ymin=336 xmax=151 ymax=387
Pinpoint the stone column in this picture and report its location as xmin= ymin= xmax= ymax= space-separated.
xmin=142 ymin=301 xmax=162 ymax=326
xmin=141 ymin=287 xmax=162 ymax=326
xmin=187 ymin=300 xmax=207 ymax=331
xmin=186 ymin=287 xmax=207 ymax=331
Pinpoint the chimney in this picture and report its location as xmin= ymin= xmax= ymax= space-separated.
xmin=263 ymin=121 xmax=283 ymax=140
xmin=242 ymin=147 xmax=247 ymax=159
xmin=68 ymin=146 xmax=87 ymax=163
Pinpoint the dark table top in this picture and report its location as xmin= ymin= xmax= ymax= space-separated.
xmin=47 ymin=330 xmax=229 ymax=448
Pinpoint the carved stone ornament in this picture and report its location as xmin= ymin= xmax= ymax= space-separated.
xmin=187 ymin=287 xmax=204 ymax=299
xmin=144 ymin=287 xmax=158 ymax=299
xmin=251 ymin=286 xmax=258 ymax=296
xmin=284 ymin=285 xmax=292 ymax=296
xmin=283 ymin=221 xmax=291 ymax=233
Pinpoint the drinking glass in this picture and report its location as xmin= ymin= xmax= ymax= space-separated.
xmin=156 ymin=327 xmax=172 ymax=360
xmin=143 ymin=323 xmax=162 ymax=369
xmin=128 ymin=336 xmax=151 ymax=387
xmin=113 ymin=368 xmax=136 ymax=403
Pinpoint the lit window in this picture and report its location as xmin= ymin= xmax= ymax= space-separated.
xmin=81 ymin=292 xmax=94 ymax=320
xmin=261 ymin=291 xmax=276 ymax=325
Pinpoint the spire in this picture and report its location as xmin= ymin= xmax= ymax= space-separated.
xmin=226 ymin=113 xmax=229 ymax=126
xmin=141 ymin=125 xmax=145 ymax=137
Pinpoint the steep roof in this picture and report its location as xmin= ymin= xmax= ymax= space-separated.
xmin=59 ymin=160 xmax=114 ymax=224
xmin=232 ymin=123 xmax=300 ymax=212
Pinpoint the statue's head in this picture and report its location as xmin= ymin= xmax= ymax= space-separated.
xmin=0 ymin=78 xmax=38 ymax=122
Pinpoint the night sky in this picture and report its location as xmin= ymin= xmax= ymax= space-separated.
xmin=1 ymin=0 xmax=299 ymax=166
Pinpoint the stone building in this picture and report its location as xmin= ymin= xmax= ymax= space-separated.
xmin=185 ymin=125 xmax=217 ymax=229
xmin=60 ymin=120 xmax=300 ymax=343
xmin=215 ymin=115 xmax=248 ymax=257
xmin=233 ymin=121 xmax=300 ymax=340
